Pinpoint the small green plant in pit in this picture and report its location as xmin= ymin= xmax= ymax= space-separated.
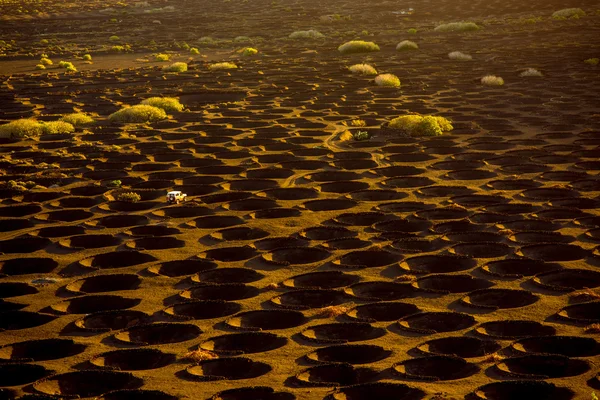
xmin=348 ymin=63 xmax=377 ymax=75
xmin=108 ymin=105 xmax=167 ymax=123
xmin=60 ymin=113 xmax=95 ymax=127
xmin=389 ymin=114 xmax=453 ymax=136
xmin=434 ymin=21 xmax=481 ymax=32
xmin=107 ymin=180 xmax=122 ymax=188
xmin=4 ymin=180 xmax=39 ymax=191
xmin=35 ymin=64 xmax=46 ymax=70
xmin=190 ymin=47 xmax=200 ymax=55
xmin=338 ymin=40 xmax=380 ymax=54
xmin=41 ymin=121 xmax=75 ymax=135
xmin=289 ymin=29 xmax=324 ymax=39
xmin=162 ymin=62 xmax=188 ymax=72
xmin=40 ymin=56 xmax=53 ymax=66
xmin=208 ymin=62 xmax=238 ymax=70
xmin=552 ymin=8 xmax=585 ymax=19
xmin=374 ymin=73 xmax=401 ymax=87
xmin=592 ymin=392 xmax=598 ymax=400
xmin=241 ymin=47 xmax=258 ymax=56
xmin=353 ymin=130 xmax=370 ymax=141
xmin=82 ymin=54 xmax=92 ymax=61
xmin=116 ymin=192 xmax=141 ymax=203
xmin=0 ymin=119 xmax=43 ymax=138
xmin=520 ymin=68 xmax=543 ymax=77
xmin=140 ymin=97 xmax=184 ymax=113
xmin=109 ymin=35 xmax=120 ymax=42
xmin=481 ymin=75 xmax=504 ymax=85
xmin=396 ymin=40 xmax=418 ymax=51
xmin=585 ymin=58 xmax=599 ymax=65
xmin=407 ymin=28 xmax=417 ymax=34
xmin=40 ymin=39 xmax=49 ymax=45
xmin=154 ymin=53 xmax=170 ymax=61
xmin=448 ymin=51 xmax=472 ymax=61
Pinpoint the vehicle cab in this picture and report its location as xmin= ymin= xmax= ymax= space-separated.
xmin=166 ymin=191 xmax=187 ymax=204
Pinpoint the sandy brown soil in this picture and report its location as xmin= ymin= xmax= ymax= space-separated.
xmin=1 ymin=0 xmax=600 ymax=399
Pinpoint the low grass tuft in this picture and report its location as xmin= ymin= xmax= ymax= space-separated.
xmin=338 ymin=40 xmax=380 ymax=54
xmin=60 ymin=113 xmax=95 ymax=127
xmin=40 ymin=57 xmax=53 ymax=66
xmin=481 ymin=75 xmax=504 ymax=86
xmin=208 ymin=62 xmax=238 ymax=70
xmin=41 ymin=121 xmax=75 ymax=135
xmin=348 ymin=63 xmax=377 ymax=75
xmin=289 ymin=29 xmax=324 ymax=39
xmin=58 ymin=61 xmax=76 ymax=72
xmin=140 ymin=97 xmax=184 ymax=113
xmin=584 ymin=58 xmax=599 ymax=65
xmin=396 ymin=40 xmax=418 ymax=51
xmin=35 ymin=64 xmax=46 ymax=70
xmin=162 ymin=62 xmax=188 ymax=72
xmin=407 ymin=28 xmax=417 ymax=34
xmin=434 ymin=22 xmax=481 ymax=32
xmin=190 ymin=47 xmax=200 ymax=55
xmin=183 ymin=349 xmax=218 ymax=362
xmin=552 ymin=8 xmax=585 ymax=19
xmin=374 ymin=73 xmax=401 ymax=87
xmin=520 ymin=68 xmax=543 ymax=77
xmin=108 ymin=105 xmax=167 ymax=124
xmin=389 ymin=114 xmax=453 ymax=136
xmin=448 ymin=51 xmax=472 ymax=61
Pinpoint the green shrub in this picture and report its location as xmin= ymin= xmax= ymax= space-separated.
xmin=60 ymin=113 xmax=95 ymax=127
xmin=552 ymin=8 xmax=585 ymax=19
xmin=374 ymin=73 xmax=401 ymax=87
xmin=108 ymin=180 xmax=122 ymax=188
xmin=407 ymin=28 xmax=417 ymax=34
xmin=481 ymin=75 xmax=504 ymax=85
xmin=190 ymin=47 xmax=200 ymax=55
xmin=40 ymin=39 xmax=49 ymax=45
xmin=389 ymin=114 xmax=453 ymax=136
xmin=108 ymin=105 xmax=167 ymax=123
xmin=208 ymin=62 xmax=238 ymax=70
xmin=40 ymin=57 xmax=53 ymax=66
xmin=58 ymin=61 xmax=76 ymax=72
xmin=520 ymin=68 xmax=543 ymax=77
xmin=162 ymin=62 xmax=188 ymax=72
xmin=353 ymin=130 xmax=370 ymax=141
xmin=448 ymin=51 xmax=472 ymax=61
xmin=289 ymin=30 xmax=324 ymax=39
xmin=83 ymin=54 xmax=92 ymax=61
xmin=348 ymin=63 xmax=377 ymax=75
xmin=241 ymin=47 xmax=258 ymax=56
xmin=584 ymin=58 xmax=599 ymax=65
xmin=434 ymin=22 xmax=481 ymax=32
xmin=154 ymin=53 xmax=170 ymax=61
xmin=109 ymin=35 xmax=120 ymax=42
xmin=396 ymin=40 xmax=418 ymax=51
xmin=116 ymin=192 xmax=141 ymax=203
xmin=140 ymin=97 xmax=184 ymax=112
xmin=338 ymin=40 xmax=380 ymax=54
xmin=41 ymin=121 xmax=75 ymax=135
xmin=0 ymin=119 xmax=43 ymax=138
xmin=35 ymin=64 xmax=46 ymax=70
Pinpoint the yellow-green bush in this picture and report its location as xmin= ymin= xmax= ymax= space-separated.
xmin=208 ymin=62 xmax=238 ymax=70
xmin=60 ymin=113 xmax=95 ymax=127
xmin=108 ymin=105 xmax=167 ymax=123
xmin=140 ymin=97 xmax=184 ymax=113
xmin=552 ymin=8 xmax=585 ymax=19
xmin=162 ymin=62 xmax=188 ymax=72
xmin=348 ymin=63 xmax=377 ymax=75
xmin=154 ymin=53 xmax=170 ymax=61
xmin=241 ymin=47 xmax=258 ymax=56
xmin=374 ymin=73 xmax=401 ymax=87
xmin=0 ymin=119 xmax=43 ymax=138
xmin=41 ymin=121 xmax=75 ymax=135
xmin=434 ymin=22 xmax=481 ymax=32
xmin=289 ymin=30 xmax=324 ymax=39
xmin=338 ymin=40 xmax=380 ymax=54
xmin=396 ymin=40 xmax=418 ymax=51
xmin=389 ymin=114 xmax=453 ymax=136
xmin=116 ymin=192 xmax=141 ymax=203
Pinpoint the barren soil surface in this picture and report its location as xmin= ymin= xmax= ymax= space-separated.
xmin=1 ymin=0 xmax=600 ymax=399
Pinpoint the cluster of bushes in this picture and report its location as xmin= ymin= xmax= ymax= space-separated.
xmin=389 ymin=114 xmax=453 ymax=136
xmin=109 ymin=97 xmax=184 ymax=123
xmin=0 ymin=118 xmax=83 ymax=138
xmin=116 ymin=192 xmax=141 ymax=203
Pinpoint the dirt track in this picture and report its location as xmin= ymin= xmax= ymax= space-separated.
xmin=1 ymin=0 xmax=600 ymax=399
